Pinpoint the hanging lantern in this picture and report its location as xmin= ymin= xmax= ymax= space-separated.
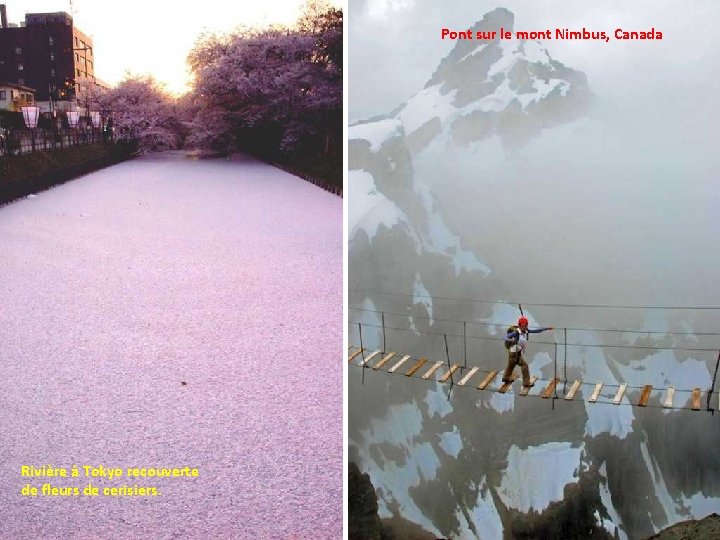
xmin=90 ymin=111 xmax=101 ymax=128
xmin=21 ymin=106 xmax=40 ymax=128
xmin=67 ymin=110 xmax=80 ymax=128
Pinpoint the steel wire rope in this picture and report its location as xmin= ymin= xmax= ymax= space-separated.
xmin=349 ymin=288 xmax=720 ymax=311
xmin=349 ymin=305 xmax=720 ymax=337
xmin=352 ymin=321 xmax=720 ymax=353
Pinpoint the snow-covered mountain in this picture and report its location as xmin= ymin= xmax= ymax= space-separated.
xmin=349 ymin=7 xmax=720 ymax=540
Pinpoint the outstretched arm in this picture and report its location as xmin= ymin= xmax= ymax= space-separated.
xmin=528 ymin=327 xmax=554 ymax=334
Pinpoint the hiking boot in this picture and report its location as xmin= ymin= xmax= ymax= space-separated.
xmin=502 ymin=378 xmax=512 ymax=384
xmin=523 ymin=382 xmax=535 ymax=388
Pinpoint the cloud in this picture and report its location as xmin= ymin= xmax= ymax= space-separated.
xmin=366 ymin=0 xmax=416 ymax=21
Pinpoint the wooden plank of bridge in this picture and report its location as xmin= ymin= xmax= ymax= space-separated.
xmin=459 ymin=366 xmax=480 ymax=386
xmin=348 ymin=344 xmax=355 ymax=350
xmin=663 ymin=386 xmax=675 ymax=408
xmin=388 ymin=355 xmax=411 ymax=373
xmin=541 ymin=378 xmax=560 ymax=399
xmin=405 ymin=358 xmax=427 ymax=377
xmin=439 ymin=364 xmax=460 ymax=384
xmin=692 ymin=388 xmax=702 ymax=410
xmin=638 ymin=385 xmax=653 ymax=407
xmin=498 ymin=376 xmax=516 ymax=394
xmin=613 ymin=384 xmax=627 ymax=405
xmin=589 ymin=382 xmax=603 ymax=403
xmin=519 ymin=376 xmax=539 ymax=397
xmin=565 ymin=380 xmax=582 ymax=401
xmin=360 ymin=350 xmax=382 ymax=367
xmin=422 ymin=361 xmax=444 ymax=380
xmin=348 ymin=348 xmax=364 ymax=364
xmin=477 ymin=370 xmax=497 ymax=390
xmin=374 ymin=352 xmax=395 ymax=370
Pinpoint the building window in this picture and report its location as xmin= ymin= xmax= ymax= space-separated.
xmin=18 ymin=63 xmax=23 ymax=71
xmin=15 ymin=47 xmax=21 ymax=55
xmin=17 ymin=79 xmax=24 ymax=86
xmin=74 ymin=36 xmax=78 ymax=46
xmin=49 ymin=36 xmax=54 ymax=45
xmin=76 ymin=69 xmax=81 ymax=77
xmin=51 ymin=68 xmax=55 ymax=76
xmin=50 ymin=52 xmax=55 ymax=61
xmin=0 ymin=90 xmax=6 ymax=100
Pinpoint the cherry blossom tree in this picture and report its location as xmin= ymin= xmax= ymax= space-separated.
xmin=186 ymin=1 xmax=342 ymax=168
xmin=99 ymin=76 xmax=182 ymax=154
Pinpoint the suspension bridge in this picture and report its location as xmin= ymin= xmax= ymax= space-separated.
xmin=348 ymin=292 xmax=720 ymax=414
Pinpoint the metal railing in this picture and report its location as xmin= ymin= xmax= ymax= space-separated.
xmin=0 ymin=127 xmax=114 ymax=156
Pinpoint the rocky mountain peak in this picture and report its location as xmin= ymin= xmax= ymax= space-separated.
xmin=426 ymin=7 xmax=515 ymax=89
xmin=384 ymin=8 xmax=592 ymax=152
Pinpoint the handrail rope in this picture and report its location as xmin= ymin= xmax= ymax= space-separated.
xmin=347 ymin=345 xmax=712 ymax=394
xmin=349 ymin=306 xmax=720 ymax=337
xmin=349 ymin=288 xmax=720 ymax=311
xmin=347 ymin=358 xmax=711 ymax=412
xmin=352 ymin=321 xmax=720 ymax=353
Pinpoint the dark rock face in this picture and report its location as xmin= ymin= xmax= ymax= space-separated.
xmin=348 ymin=462 xmax=384 ymax=540
xmin=349 ymin=462 xmax=438 ymax=540
xmin=647 ymin=513 xmax=720 ymax=540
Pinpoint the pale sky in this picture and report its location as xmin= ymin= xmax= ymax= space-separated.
xmin=7 ymin=0 xmax=341 ymax=95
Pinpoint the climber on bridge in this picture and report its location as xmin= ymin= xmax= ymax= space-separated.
xmin=503 ymin=316 xmax=553 ymax=388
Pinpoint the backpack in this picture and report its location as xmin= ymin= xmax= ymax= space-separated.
xmin=504 ymin=325 xmax=518 ymax=349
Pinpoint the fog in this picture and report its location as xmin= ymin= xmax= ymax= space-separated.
xmin=350 ymin=0 xmax=720 ymax=327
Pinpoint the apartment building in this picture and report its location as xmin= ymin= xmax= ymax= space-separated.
xmin=0 ymin=5 xmax=102 ymax=112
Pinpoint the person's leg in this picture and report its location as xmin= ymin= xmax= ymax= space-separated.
xmin=503 ymin=352 xmax=517 ymax=382
xmin=519 ymin=355 xmax=532 ymax=386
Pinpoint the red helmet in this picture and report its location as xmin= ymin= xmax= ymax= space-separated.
xmin=518 ymin=317 xmax=529 ymax=327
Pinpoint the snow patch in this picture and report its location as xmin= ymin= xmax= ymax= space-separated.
xmin=349 ymin=118 xmax=403 ymax=152
xmin=486 ymin=391 xmax=514 ymax=413
xmin=480 ymin=303 xmax=544 ymax=334
xmin=639 ymin=440 xmax=680 ymax=530
xmin=497 ymin=442 xmax=583 ymax=513
xmin=349 ymin=170 xmax=408 ymax=242
xmin=438 ymin=428 xmax=462 ymax=458
xmin=413 ymin=182 xmax=491 ymax=277
xmin=415 ymin=442 xmax=441 ymax=481
xmin=360 ymin=402 xmax=423 ymax=448
xmin=572 ymin=331 xmax=635 ymax=439
xmin=599 ymin=462 xmax=628 ymax=540
xmin=425 ymin=384 xmax=453 ymax=419
xmin=464 ymin=77 xmax=568 ymax=114
xmin=681 ymin=492 xmax=720 ymax=519
xmin=521 ymin=39 xmax=552 ymax=64
xmin=412 ymin=274 xmax=433 ymax=321
xmin=351 ymin=298 xmax=383 ymax=350
xmin=467 ymin=478 xmax=504 ymax=539
xmin=353 ymin=402 xmax=444 ymax=537
xmin=529 ymin=351 xmax=553 ymax=375
xmin=397 ymin=85 xmax=458 ymax=136
xmin=615 ymin=350 xmax=711 ymax=413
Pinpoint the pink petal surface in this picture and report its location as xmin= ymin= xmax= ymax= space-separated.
xmin=0 ymin=153 xmax=342 ymax=539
